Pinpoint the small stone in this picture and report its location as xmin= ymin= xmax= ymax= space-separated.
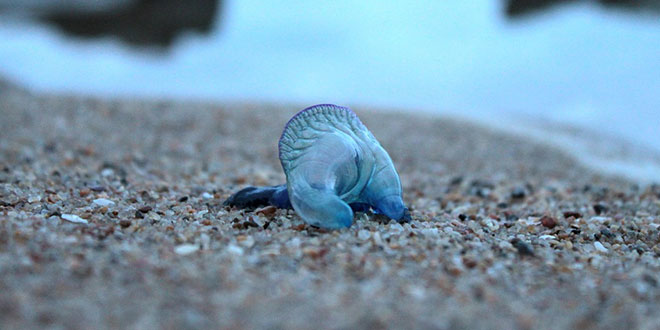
xmin=594 ymin=241 xmax=608 ymax=253
xmin=101 ymin=168 xmax=114 ymax=177
xmin=61 ymin=214 xmax=88 ymax=224
xmin=357 ymin=229 xmax=371 ymax=241
xmin=226 ymin=244 xmax=244 ymax=256
xmin=600 ymin=228 xmax=614 ymax=238
xmin=540 ymin=216 xmax=557 ymax=229
xmin=421 ymin=228 xmax=439 ymax=237
xmin=174 ymin=244 xmax=199 ymax=255
xmin=239 ymin=236 xmax=255 ymax=248
xmin=119 ymin=219 xmax=132 ymax=228
xmin=389 ymin=223 xmax=404 ymax=233
xmin=256 ymin=206 xmax=277 ymax=217
xmin=563 ymin=211 xmax=582 ymax=219
xmin=201 ymin=192 xmax=213 ymax=199
xmin=591 ymin=216 xmax=609 ymax=223
xmin=462 ymin=257 xmax=477 ymax=269
xmin=593 ymin=203 xmax=608 ymax=215
xmin=93 ymin=198 xmax=115 ymax=207
xmin=511 ymin=238 xmax=534 ymax=256
xmin=511 ymin=187 xmax=526 ymax=199
xmin=138 ymin=206 xmax=152 ymax=213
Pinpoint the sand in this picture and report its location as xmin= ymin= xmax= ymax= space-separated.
xmin=1 ymin=78 xmax=660 ymax=329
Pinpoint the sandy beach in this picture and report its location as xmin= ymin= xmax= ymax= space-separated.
xmin=1 ymin=78 xmax=660 ymax=329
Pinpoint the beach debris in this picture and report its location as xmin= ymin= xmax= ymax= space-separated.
xmin=92 ymin=198 xmax=115 ymax=207
xmin=60 ymin=213 xmax=88 ymax=224
xmin=225 ymin=104 xmax=409 ymax=229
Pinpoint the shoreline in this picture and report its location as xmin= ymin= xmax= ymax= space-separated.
xmin=1 ymin=79 xmax=660 ymax=328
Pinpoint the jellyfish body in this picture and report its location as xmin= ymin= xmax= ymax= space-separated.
xmin=277 ymin=104 xmax=407 ymax=229
xmin=224 ymin=104 xmax=408 ymax=229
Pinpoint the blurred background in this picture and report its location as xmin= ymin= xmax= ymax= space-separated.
xmin=0 ymin=0 xmax=658 ymax=179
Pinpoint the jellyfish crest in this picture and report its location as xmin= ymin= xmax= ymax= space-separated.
xmin=279 ymin=105 xmax=377 ymax=227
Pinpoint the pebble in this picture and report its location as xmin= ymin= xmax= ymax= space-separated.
xmin=174 ymin=244 xmax=199 ymax=255
xmin=593 ymin=203 xmax=609 ymax=215
xmin=138 ymin=206 xmax=152 ymax=213
xmin=592 ymin=216 xmax=610 ymax=223
xmin=226 ymin=244 xmax=244 ymax=256
xmin=511 ymin=187 xmax=526 ymax=199
xmin=594 ymin=241 xmax=608 ymax=253
xmin=357 ymin=229 xmax=371 ymax=241
xmin=60 ymin=214 xmax=88 ymax=224
xmin=563 ymin=211 xmax=583 ymax=219
xmin=101 ymin=168 xmax=114 ymax=177
xmin=511 ymin=239 xmax=534 ymax=256
xmin=389 ymin=223 xmax=404 ymax=233
xmin=93 ymin=198 xmax=115 ymax=207
xmin=540 ymin=216 xmax=557 ymax=229
xmin=201 ymin=192 xmax=213 ymax=199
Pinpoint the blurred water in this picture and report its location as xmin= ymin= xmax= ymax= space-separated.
xmin=0 ymin=1 xmax=658 ymax=181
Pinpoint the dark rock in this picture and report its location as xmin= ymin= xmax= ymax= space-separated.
xmin=468 ymin=180 xmax=494 ymax=198
xmin=563 ymin=211 xmax=583 ymax=219
xmin=600 ymin=228 xmax=614 ymax=238
xmin=504 ymin=0 xmax=660 ymax=19
xmin=138 ymin=206 xmax=153 ymax=213
xmin=511 ymin=238 xmax=534 ymax=256
xmin=0 ymin=0 xmax=222 ymax=48
xmin=643 ymin=273 xmax=658 ymax=287
xmin=450 ymin=176 xmax=464 ymax=186
xmin=540 ymin=216 xmax=557 ymax=229
xmin=593 ymin=203 xmax=609 ymax=215
xmin=511 ymin=186 xmax=526 ymax=199
xmin=90 ymin=186 xmax=106 ymax=192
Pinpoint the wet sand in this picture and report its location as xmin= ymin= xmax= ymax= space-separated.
xmin=1 ymin=78 xmax=659 ymax=329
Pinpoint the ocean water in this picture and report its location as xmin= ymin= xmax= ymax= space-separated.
xmin=0 ymin=1 xmax=658 ymax=182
